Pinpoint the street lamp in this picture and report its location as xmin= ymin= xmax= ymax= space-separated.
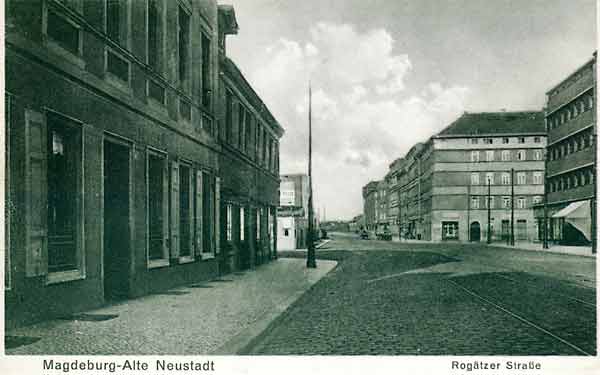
xmin=306 ymin=82 xmax=316 ymax=268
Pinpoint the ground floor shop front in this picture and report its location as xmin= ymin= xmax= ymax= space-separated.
xmin=533 ymin=199 xmax=595 ymax=247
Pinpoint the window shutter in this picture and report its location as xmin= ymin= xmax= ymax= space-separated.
xmin=170 ymin=161 xmax=180 ymax=261
xmin=195 ymin=170 xmax=203 ymax=258
xmin=214 ymin=176 xmax=220 ymax=255
xmin=25 ymin=109 xmax=48 ymax=277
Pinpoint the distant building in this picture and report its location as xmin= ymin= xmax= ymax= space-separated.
xmin=362 ymin=181 xmax=380 ymax=231
xmin=536 ymin=53 xmax=596 ymax=247
xmin=277 ymin=174 xmax=310 ymax=250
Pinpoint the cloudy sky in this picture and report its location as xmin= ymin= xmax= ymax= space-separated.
xmin=223 ymin=0 xmax=596 ymax=220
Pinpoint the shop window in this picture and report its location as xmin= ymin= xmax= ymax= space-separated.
xmin=240 ymin=206 xmax=245 ymax=241
xmin=226 ymin=205 xmax=232 ymax=242
xmin=147 ymin=150 xmax=168 ymax=266
xmin=178 ymin=163 xmax=193 ymax=260
xmin=442 ymin=221 xmax=459 ymax=240
xmin=46 ymin=113 xmax=83 ymax=277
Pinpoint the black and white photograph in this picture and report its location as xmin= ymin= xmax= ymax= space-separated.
xmin=1 ymin=0 xmax=598 ymax=373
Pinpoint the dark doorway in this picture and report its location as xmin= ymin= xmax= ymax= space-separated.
xmin=103 ymin=140 xmax=131 ymax=301
xmin=470 ymin=222 xmax=481 ymax=242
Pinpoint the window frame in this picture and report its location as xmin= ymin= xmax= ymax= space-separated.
xmin=146 ymin=147 xmax=170 ymax=268
xmin=517 ymin=172 xmax=526 ymax=185
xmin=177 ymin=3 xmax=192 ymax=89
xmin=471 ymin=150 xmax=479 ymax=162
xmin=43 ymin=2 xmax=85 ymax=68
xmin=146 ymin=0 xmax=166 ymax=72
xmin=45 ymin=111 xmax=86 ymax=284
xmin=177 ymin=160 xmax=194 ymax=263
xmin=501 ymin=150 xmax=510 ymax=161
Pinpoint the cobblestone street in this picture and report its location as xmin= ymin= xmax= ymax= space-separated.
xmin=243 ymin=233 xmax=596 ymax=355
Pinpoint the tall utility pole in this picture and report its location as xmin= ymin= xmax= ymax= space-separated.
xmin=487 ymin=179 xmax=492 ymax=244
xmin=306 ymin=82 xmax=316 ymax=268
xmin=510 ymin=168 xmax=515 ymax=246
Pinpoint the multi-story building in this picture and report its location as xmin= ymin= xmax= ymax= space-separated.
xmin=277 ymin=174 xmax=309 ymax=250
xmin=362 ymin=181 xmax=379 ymax=231
xmin=396 ymin=143 xmax=425 ymax=239
xmin=385 ymin=158 xmax=404 ymax=238
xmin=5 ymin=0 xmax=281 ymax=328
xmin=537 ymin=54 xmax=596 ymax=247
xmin=218 ymin=8 xmax=283 ymax=270
xmin=375 ymin=179 xmax=389 ymax=233
xmin=423 ymin=111 xmax=546 ymax=242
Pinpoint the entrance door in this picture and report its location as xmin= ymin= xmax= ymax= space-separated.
xmin=470 ymin=222 xmax=481 ymax=242
xmin=103 ymin=140 xmax=131 ymax=301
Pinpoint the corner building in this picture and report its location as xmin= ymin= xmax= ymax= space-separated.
xmin=425 ymin=112 xmax=546 ymax=242
xmin=539 ymin=54 xmax=596 ymax=247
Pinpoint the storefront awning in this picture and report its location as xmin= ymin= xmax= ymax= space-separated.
xmin=552 ymin=201 xmax=588 ymax=219
xmin=552 ymin=200 xmax=591 ymax=241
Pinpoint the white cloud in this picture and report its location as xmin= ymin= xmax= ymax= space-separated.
xmin=247 ymin=22 xmax=470 ymax=219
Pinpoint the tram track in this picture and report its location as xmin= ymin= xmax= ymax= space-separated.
xmin=446 ymin=278 xmax=594 ymax=356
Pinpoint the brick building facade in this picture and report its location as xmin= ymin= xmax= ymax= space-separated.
xmin=5 ymin=0 xmax=282 ymax=328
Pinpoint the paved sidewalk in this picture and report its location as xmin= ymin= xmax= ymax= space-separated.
xmin=5 ymin=258 xmax=337 ymax=355
xmin=490 ymin=242 xmax=595 ymax=258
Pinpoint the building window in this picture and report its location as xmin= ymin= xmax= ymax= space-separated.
xmin=147 ymin=79 xmax=165 ymax=105
xmin=238 ymin=104 xmax=245 ymax=150
xmin=485 ymin=172 xmax=494 ymax=185
xmin=47 ymin=114 xmax=83 ymax=274
xmin=533 ymin=172 xmax=542 ymax=185
xmin=502 ymin=196 xmax=510 ymax=209
xmin=502 ymin=137 xmax=509 ymax=144
xmin=486 ymin=150 xmax=494 ymax=162
xmin=256 ymin=209 xmax=261 ymax=239
xmin=470 ymin=138 xmax=478 ymax=144
xmin=442 ymin=221 xmax=459 ymax=240
xmin=471 ymin=197 xmax=479 ymax=209
xmin=588 ymin=95 xmax=594 ymax=110
xmin=178 ymin=163 xmax=193 ymax=259
xmin=178 ymin=5 xmax=191 ymax=84
xmin=501 ymin=173 xmax=510 ymax=185
xmin=533 ymin=196 xmax=542 ymax=205
xmin=518 ymin=197 xmax=526 ymax=209
xmin=245 ymin=110 xmax=252 ymax=154
xmin=517 ymin=150 xmax=526 ymax=161
xmin=202 ymin=173 xmax=215 ymax=254
xmin=486 ymin=196 xmax=495 ymax=209
xmin=534 ymin=137 xmax=541 ymax=143
xmin=501 ymin=150 xmax=510 ymax=161
xmin=484 ymin=138 xmax=493 ymax=144
xmin=518 ymin=137 xmax=525 ymax=144
xmin=517 ymin=172 xmax=526 ymax=185
xmin=179 ymin=99 xmax=191 ymax=122
xmin=46 ymin=7 xmax=82 ymax=56
xmin=147 ymin=150 xmax=168 ymax=265
xmin=533 ymin=150 xmax=542 ymax=160
xmin=106 ymin=0 xmax=129 ymax=47
xmin=226 ymin=204 xmax=232 ymax=241
xmin=147 ymin=0 xmax=163 ymax=70
xmin=471 ymin=150 xmax=480 ymax=162
xmin=240 ymin=206 xmax=245 ymax=241
xmin=106 ymin=49 xmax=130 ymax=84
xmin=201 ymin=33 xmax=211 ymax=107
xmin=225 ymin=90 xmax=233 ymax=142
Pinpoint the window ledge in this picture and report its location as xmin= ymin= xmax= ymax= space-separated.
xmin=200 ymin=253 xmax=215 ymax=261
xmin=46 ymin=269 xmax=85 ymax=285
xmin=178 ymin=256 xmax=195 ymax=264
xmin=46 ymin=40 xmax=85 ymax=70
xmin=148 ymin=259 xmax=170 ymax=269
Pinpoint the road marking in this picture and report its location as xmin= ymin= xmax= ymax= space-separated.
xmin=447 ymin=278 xmax=593 ymax=356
